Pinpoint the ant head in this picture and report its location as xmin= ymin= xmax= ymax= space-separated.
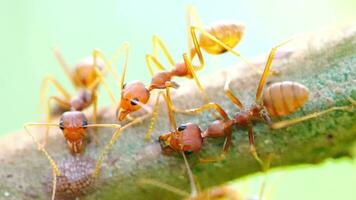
xmin=158 ymin=123 xmax=203 ymax=155
xmin=117 ymin=81 xmax=150 ymax=121
xmin=59 ymin=111 xmax=88 ymax=141
xmin=74 ymin=56 xmax=105 ymax=88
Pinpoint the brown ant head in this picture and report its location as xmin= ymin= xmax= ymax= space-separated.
xmin=158 ymin=123 xmax=203 ymax=155
xmin=117 ymin=81 xmax=150 ymax=121
xmin=74 ymin=56 xmax=105 ymax=88
xmin=59 ymin=111 xmax=88 ymax=143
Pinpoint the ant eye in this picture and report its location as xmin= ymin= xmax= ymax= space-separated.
xmin=82 ymin=119 xmax=88 ymax=128
xmin=130 ymin=98 xmax=139 ymax=106
xmin=184 ymin=150 xmax=193 ymax=155
xmin=178 ymin=124 xmax=187 ymax=131
xmin=59 ymin=120 xmax=64 ymax=130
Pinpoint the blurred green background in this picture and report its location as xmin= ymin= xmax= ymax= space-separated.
xmin=0 ymin=0 xmax=355 ymax=200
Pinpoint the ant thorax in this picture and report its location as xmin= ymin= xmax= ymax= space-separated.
xmin=149 ymin=71 xmax=173 ymax=89
xmin=234 ymin=103 xmax=265 ymax=127
xmin=70 ymin=89 xmax=93 ymax=111
xmin=171 ymin=62 xmax=191 ymax=77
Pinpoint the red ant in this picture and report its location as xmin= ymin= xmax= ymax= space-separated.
xmin=158 ymin=40 xmax=355 ymax=168
xmin=24 ymin=110 xmax=123 ymax=199
xmin=39 ymin=48 xmax=120 ymax=146
xmin=145 ymin=5 xmax=246 ymax=104
xmin=95 ymin=7 xmax=247 ymax=140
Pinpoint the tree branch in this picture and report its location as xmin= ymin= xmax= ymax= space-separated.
xmin=0 ymin=23 xmax=355 ymax=200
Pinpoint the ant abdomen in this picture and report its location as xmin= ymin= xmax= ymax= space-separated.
xmin=263 ymin=81 xmax=309 ymax=117
xmin=199 ymin=23 xmax=245 ymax=55
xmin=45 ymin=156 xmax=96 ymax=200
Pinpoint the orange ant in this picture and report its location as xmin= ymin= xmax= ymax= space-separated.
xmin=145 ymin=5 xmax=246 ymax=106
xmin=24 ymin=105 xmax=149 ymax=200
xmin=158 ymin=40 xmax=355 ymax=169
xmin=40 ymin=47 xmax=121 ymax=146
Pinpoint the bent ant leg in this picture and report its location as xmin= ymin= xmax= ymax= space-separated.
xmin=255 ymin=40 xmax=292 ymax=102
xmin=145 ymin=87 xmax=178 ymax=141
xmin=152 ymin=35 xmax=176 ymax=68
xmin=186 ymin=5 xmax=203 ymax=57
xmin=53 ymin=47 xmax=80 ymax=86
xmin=92 ymin=48 xmax=121 ymax=85
xmin=270 ymin=97 xmax=355 ymax=129
xmin=224 ymin=75 xmax=244 ymax=109
xmin=182 ymin=53 xmax=210 ymax=105
xmin=24 ymin=123 xmax=61 ymax=200
xmin=40 ymin=75 xmax=71 ymax=114
xmin=144 ymin=91 xmax=165 ymax=141
xmin=145 ymin=54 xmax=166 ymax=76
xmin=248 ymin=126 xmax=267 ymax=171
xmin=85 ymin=124 xmax=122 ymax=178
xmin=199 ymin=133 xmax=233 ymax=163
xmin=91 ymin=92 xmax=100 ymax=145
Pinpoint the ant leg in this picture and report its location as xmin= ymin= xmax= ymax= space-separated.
xmin=175 ymin=102 xmax=229 ymax=121
xmin=181 ymin=151 xmax=198 ymax=197
xmin=45 ymin=96 xmax=70 ymax=146
xmin=85 ymin=124 xmax=121 ymax=178
xmin=270 ymin=99 xmax=355 ymax=129
xmin=199 ymin=133 xmax=232 ymax=163
xmin=92 ymin=48 xmax=121 ymax=84
xmin=144 ymin=92 xmax=165 ymax=141
xmin=182 ymin=53 xmax=210 ymax=104
xmin=152 ymin=35 xmax=176 ymax=67
xmin=224 ymin=75 xmax=244 ymax=109
xmin=138 ymin=179 xmax=189 ymax=197
xmin=24 ymin=123 xmax=61 ymax=200
xmin=40 ymin=75 xmax=71 ymax=113
xmin=248 ymin=126 xmax=266 ymax=171
xmin=186 ymin=5 xmax=203 ymax=57
xmin=91 ymin=92 xmax=100 ymax=146
xmin=255 ymin=40 xmax=291 ymax=102
xmin=145 ymin=54 xmax=166 ymax=76
xmin=111 ymin=42 xmax=130 ymax=85
xmin=53 ymin=47 xmax=80 ymax=86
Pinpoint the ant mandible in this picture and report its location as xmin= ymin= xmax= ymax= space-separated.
xmin=159 ymin=40 xmax=355 ymax=169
